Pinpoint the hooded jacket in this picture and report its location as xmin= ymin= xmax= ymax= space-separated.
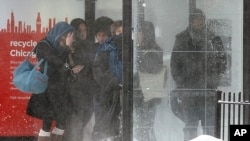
xmin=46 ymin=21 xmax=75 ymax=54
xmin=26 ymin=22 xmax=74 ymax=120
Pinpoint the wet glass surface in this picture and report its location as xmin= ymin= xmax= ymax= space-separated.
xmin=132 ymin=0 xmax=243 ymax=141
xmin=0 ymin=1 xmax=244 ymax=141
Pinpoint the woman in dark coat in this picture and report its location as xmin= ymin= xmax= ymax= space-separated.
xmin=62 ymin=18 xmax=98 ymax=141
xmin=26 ymin=22 xmax=74 ymax=141
xmin=134 ymin=21 xmax=164 ymax=141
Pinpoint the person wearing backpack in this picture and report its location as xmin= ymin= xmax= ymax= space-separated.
xmin=26 ymin=22 xmax=74 ymax=141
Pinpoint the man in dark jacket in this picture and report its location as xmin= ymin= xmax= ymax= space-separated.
xmin=170 ymin=9 xmax=227 ymax=141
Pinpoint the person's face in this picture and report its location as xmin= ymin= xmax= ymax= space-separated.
xmin=115 ymin=26 xmax=123 ymax=36
xmin=191 ymin=17 xmax=205 ymax=32
xmin=77 ymin=23 xmax=87 ymax=40
xmin=59 ymin=35 xmax=67 ymax=47
xmin=59 ymin=32 xmax=74 ymax=48
xmin=96 ymin=32 xmax=108 ymax=44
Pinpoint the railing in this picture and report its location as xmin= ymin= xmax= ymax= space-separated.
xmin=215 ymin=91 xmax=250 ymax=141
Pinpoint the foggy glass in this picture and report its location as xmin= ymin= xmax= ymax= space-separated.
xmin=0 ymin=0 xmax=244 ymax=141
xmin=132 ymin=0 xmax=242 ymax=141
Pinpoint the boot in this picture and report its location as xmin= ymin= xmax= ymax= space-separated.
xmin=37 ymin=136 xmax=50 ymax=141
xmin=51 ymin=133 xmax=63 ymax=141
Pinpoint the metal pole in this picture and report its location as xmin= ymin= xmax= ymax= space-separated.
xmin=122 ymin=0 xmax=133 ymax=140
xmin=85 ymin=0 xmax=95 ymax=42
xmin=243 ymin=0 xmax=250 ymax=125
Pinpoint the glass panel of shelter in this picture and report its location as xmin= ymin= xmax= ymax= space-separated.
xmin=132 ymin=0 xmax=242 ymax=141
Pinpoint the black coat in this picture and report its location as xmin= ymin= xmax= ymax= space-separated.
xmin=62 ymin=40 xmax=100 ymax=141
xmin=137 ymin=43 xmax=163 ymax=74
xmin=92 ymin=39 xmax=122 ymax=136
xmin=92 ymin=39 xmax=122 ymax=105
xmin=26 ymin=39 xmax=70 ymax=120
xmin=170 ymin=28 xmax=227 ymax=89
xmin=67 ymin=40 xmax=98 ymax=113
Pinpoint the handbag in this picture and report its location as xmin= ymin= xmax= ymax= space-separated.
xmin=13 ymin=48 xmax=48 ymax=94
xmin=138 ymin=66 xmax=167 ymax=102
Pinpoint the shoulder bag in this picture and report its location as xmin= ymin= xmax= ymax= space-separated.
xmin=13 ymin=44 xmax=48 ymax=94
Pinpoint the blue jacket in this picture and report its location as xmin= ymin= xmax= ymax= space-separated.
xmin=95 ymin=35 xmax=122 ymax=83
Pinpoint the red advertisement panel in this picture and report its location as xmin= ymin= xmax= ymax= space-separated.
xmin=0 ymin=10 xmax=78 ymax=136
xmin=0 ymin=0 xmax=85 ymax=136
xmin=0 ymin=20 xmax=44 ymax=136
